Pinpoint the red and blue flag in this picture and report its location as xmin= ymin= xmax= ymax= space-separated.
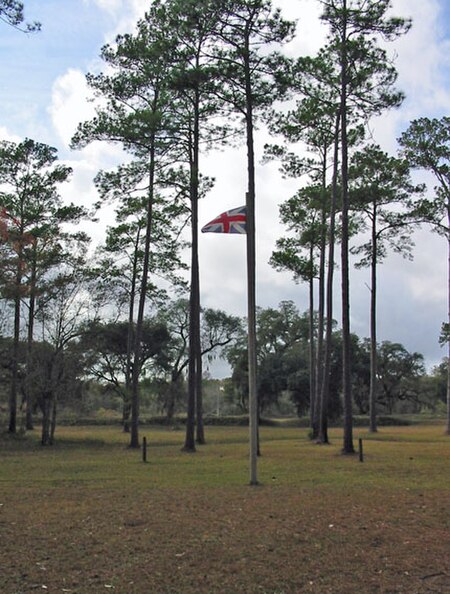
xmin=201 ymin=205 xmax=246 ymax=234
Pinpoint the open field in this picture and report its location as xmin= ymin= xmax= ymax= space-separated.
xmin=1 ymin=424 xmax=449 ymax=594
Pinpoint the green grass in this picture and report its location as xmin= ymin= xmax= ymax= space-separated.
xmin=1 ymin=424 xmax=449 ymax=594
xmin=1 ymin=424 xmax=449 ymax=490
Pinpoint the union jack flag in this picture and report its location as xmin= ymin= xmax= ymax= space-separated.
xmin=201 ymin=205 xmax=246 ymax=234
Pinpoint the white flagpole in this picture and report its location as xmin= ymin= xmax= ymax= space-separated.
xmin=246 ymin=191 xmax=258 ymax=485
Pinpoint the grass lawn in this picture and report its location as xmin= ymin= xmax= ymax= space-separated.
xmin=0 ymin=424 xmax=449 ymax=593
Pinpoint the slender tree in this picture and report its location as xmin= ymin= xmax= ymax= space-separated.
xmin=398 ymin=116 xmax=450 ymax=434
xmin=161 ymin=0 xmax=232 ymax=449
xmin=36 ymin=260 xmax=98 ymax=444
xmin=320 ymin=0 xmax=411 ymax=453
xmin=270 ymin=187 xmax=327 ymax=435
xmin=23 ymin=217 xmax=89 ymax=430
xmin=72 ymin=6 xmax=182 ymax=448
xmin=349 ymin=144 xmax=422 ymax=432
xmin=93 ymin=162 xmax=187 ymax=431
xmin=0 ymin=138 xmax=73 ymax=433
xmin=318 ymin=111 xmax=341 ymax=444
xmin=271 ymin=48 xmax=346 ymax=443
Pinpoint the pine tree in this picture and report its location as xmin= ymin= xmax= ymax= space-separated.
xmin=398 ymin=116 xmax=450 ymax=435
xmin=349 ymin=144 xmax=423 ymax=432
xmin=320 ymin=0 xmax=411 ymax=453
xmin=0 ymin=138 xmax=75 ymax=433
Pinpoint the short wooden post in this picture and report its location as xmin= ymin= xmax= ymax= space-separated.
xmin=358 ymin=438 xmax=364 ymax=462
xmin=142 ymin=436 xmax=147 ymax=463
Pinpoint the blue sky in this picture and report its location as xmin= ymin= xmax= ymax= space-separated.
xmin=1 ymin=0 xmax=450 ymax=375
xmin=0 ymin=0 xmax=114 ymax=148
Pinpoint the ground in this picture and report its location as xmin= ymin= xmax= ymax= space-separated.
xmin=1 ymin=424 xmax=449 ymax=593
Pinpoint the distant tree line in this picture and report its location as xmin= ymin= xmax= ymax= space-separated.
xmin=1 ymin=298 xmax=446 ymax=437
xmin=1 ymin=0 xmax=449 ymax=446
xmin=223 ymin=301 xmax=445 ymax=420
xmin=0 ymin=297 xmax=241 ymax=443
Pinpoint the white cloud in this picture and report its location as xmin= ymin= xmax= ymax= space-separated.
xmin=391 ymin=0 xmax=450 ymax=115
xmin=48 ymin=66 xmax=126 ymax=160
xmin=0 ymin=127 xmax=22 ymax=143
xmin=83 ymin=0 xmax=149 ymax=40
xmin=83 ymin=0 xmax=123 ymax=14
xmin=277 ymin=0 xmax=325 ymax=57
xmin=48 ymin=67 xmax=128 ymax=249
xmin=48 ymin=69 xmax=97 ymax=148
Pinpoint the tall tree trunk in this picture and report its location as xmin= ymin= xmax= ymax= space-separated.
xmin=50 ymin=398 xmax=57 ymax=445
xmin=340 ymin=0 xmax=355 ymax=454
xmin=167 ymin=370 xmax=181 ymax=423
xmin=41 ymin=396 xmax=51 ymax=445
xmin=184 ymin=80 xmax=202 ymax=451
xmin=308 ymin=243 xmax=316 ymax=433
xmin=184 ymin=222 xmax=198 ymax=451
xmin=369 ymin=205 xmax=378 ymax=432
xmin=130 ymin=135 xmax=156 ymax=449
xmin=446 ymin=218 xmax=450 ymax=435
xmin=24 ymin=245 xmax=37 ymax=431
xmin=123 ymin=229 xmax=140 ymax=433
xmin=312 ymin=152 xmax=329 ymax=439
xmin=318 ymin=112 xmax=340 ymax=444
xmin=195 ymin=344 xmax=204 ymax=443
xmin=194 ymin=107 xmax=205 ymax=446
xmin=9 ymin=256 xmax=22 ymax=434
